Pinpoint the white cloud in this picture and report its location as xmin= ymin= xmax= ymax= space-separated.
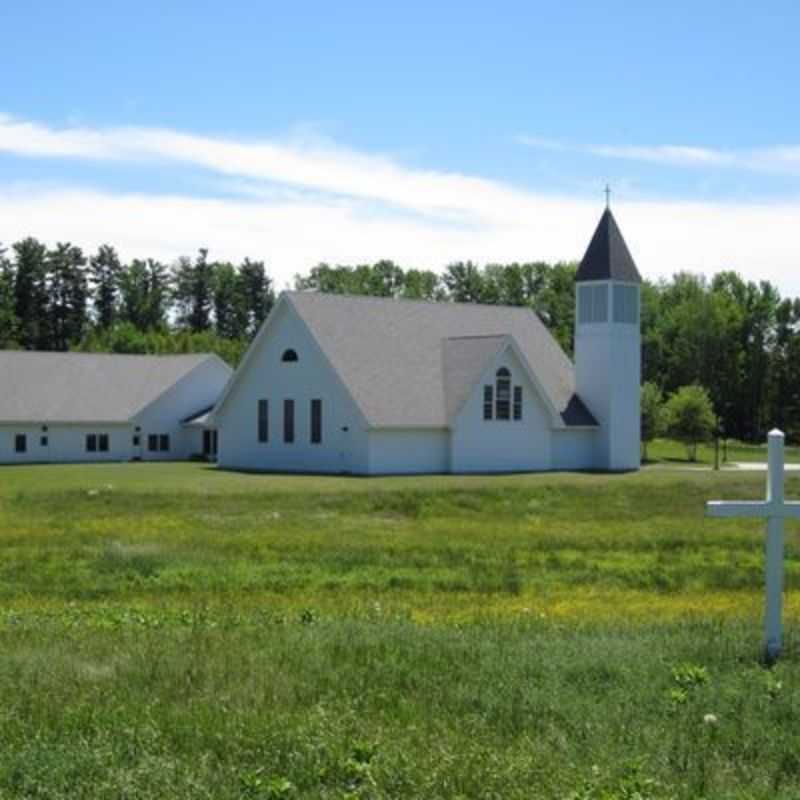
xmin=518 ymin=133 xmax=800 ymax=174
xmin=0 ymin=114 xmax=799 ymax=295
xmin=2 ymin=184 xmax=800 ymax=297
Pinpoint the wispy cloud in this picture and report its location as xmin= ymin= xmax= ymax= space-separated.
xmin=518 ymin=133 xmax=800 ymax=174
xmin=1 ymin=114 xmax=800 ymax=295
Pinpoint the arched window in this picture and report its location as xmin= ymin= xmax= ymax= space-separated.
xmin=281 ymin=349 xmax=298 ymax=363
xmin=495 ymin=368 xmax=511 ymax=420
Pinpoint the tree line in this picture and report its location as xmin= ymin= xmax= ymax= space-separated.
xmin=0 ymin=239 xmax=274 ymax=366
xmin=1 ymin=237 xmax=798 ymax=443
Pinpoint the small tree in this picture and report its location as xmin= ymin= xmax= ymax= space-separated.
xmin=640 ymin=382 xmax=665 ymax=462
xmin=665 ymin=385 xmax=717 ymax=462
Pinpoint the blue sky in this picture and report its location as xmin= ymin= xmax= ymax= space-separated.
xmin=1 ymin=1 xmax=798 ymax=291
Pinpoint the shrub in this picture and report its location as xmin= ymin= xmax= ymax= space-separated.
xmin=665 ymin=385 xmax=717 ymax=461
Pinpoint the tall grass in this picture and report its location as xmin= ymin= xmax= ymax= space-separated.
xmin=1 ymin=463 xmax=799 ymax=797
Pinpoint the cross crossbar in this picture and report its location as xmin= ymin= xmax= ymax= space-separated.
xmin=707 ymin=500 xmax=800 ymax=519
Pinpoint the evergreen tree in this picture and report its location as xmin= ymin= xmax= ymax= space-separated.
xmin=238 ymin=258 xmax=274 ymax=334
xmin=47 ymin=243 xmax=88 ymax=350
xmin=11 ymin=237 xmax=49 ymax=349
xmin=89 ymin=244 xmax=122 ymax=329
xmin=118 ymin=259 xmax=171 ymax=330
xmin=174 ymin=249 xmax=214 ymax=332
xmin=213 ymin=262 xmax=248 ymax=339
xmin=0 ymin=244 xmax=19 ymax=347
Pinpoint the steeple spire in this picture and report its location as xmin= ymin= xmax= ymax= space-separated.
xmin=575 ymin=207 xmax=642 ymax=283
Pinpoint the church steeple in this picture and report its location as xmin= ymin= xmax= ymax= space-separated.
xmin=573 ymin=205 xmax=642 ymax=472
xmin=575 ymin=208 xmax=642 ymax=284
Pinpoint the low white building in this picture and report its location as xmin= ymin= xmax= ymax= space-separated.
xmin=214 ymin=208 xmax=643 ymax=474
xmin=0 ymin=352 xmax=231 ymax=464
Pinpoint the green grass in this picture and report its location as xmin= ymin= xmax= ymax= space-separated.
xmin=646 ymin=436 xmax=800 ymax=465
xmin=2 ymin=461 xmax=800 ymax=797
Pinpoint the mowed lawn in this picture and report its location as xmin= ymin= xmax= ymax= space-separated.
xmin=1 ymin=462 xmax=800 ymax=798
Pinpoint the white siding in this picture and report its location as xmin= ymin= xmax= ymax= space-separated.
xmin=0 ymin=423 xmax=132 ymax=464
xmin=133 ymin=356 xmax=231 ymax=461
xmin=368 ymin=429 xmax=449 ymax=474
xmin=575 ymin=282 xmax=641 ymax=471
xmin=552 ymin=429 xmax=596 ymax=470
xmin=450 ymin=347 xmax=553 ymax=473
xmin=216 ymin=302 xmax=368 ymax=473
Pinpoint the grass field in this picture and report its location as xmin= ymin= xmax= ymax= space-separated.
xmin=1 ymin=461 xmax=800 ymax=798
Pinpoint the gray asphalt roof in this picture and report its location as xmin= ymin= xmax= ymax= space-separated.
xmin=286 ymin=292 xmax=597 ymax=428
xmin=0 ymin=351 xmax=217 ymax=423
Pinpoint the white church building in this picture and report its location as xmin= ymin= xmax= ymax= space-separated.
xmin=214 ymin=208 xmax=642 ymax=474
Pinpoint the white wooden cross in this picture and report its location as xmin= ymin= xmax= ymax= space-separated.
xmin=706 ymin=429 xmax=799 ymax=662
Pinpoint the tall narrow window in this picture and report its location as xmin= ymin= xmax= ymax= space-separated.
xmin=483 ymin=385 xmax=493 ymax=420
xmin=284 ymin=399 xmax=295 ymax=443
xmin=148 ymin=434 xmax=158 ymax=452
xmin=99 ymin=434 xmax=109 ymax=452
xmin=86 ymin=434 xmax=97 ymax=452
xmin=159 ymin=434 xmax=170 ymax=452
xmin=15 ymin=434 xmax=26 ymax=454
xmin=495 ymin=368 xmax=511 ymax=420
xmin=258 ymin=399 xmax=269 ymax=443
xmin=513 ymin=386 xmax=523 ymax=420
xmin=311 ymin=399 xmax=322 ymax=444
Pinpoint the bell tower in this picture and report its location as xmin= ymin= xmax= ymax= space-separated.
xmin=574 ymin=205 xmax=642 ymax=470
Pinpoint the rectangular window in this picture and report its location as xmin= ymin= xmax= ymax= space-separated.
xmin=284 ymin=399 xmax=295 ymax=443
xmin=311 ymin=399 xmax=322 ymax=444
xmin=15 ymin=434 xmax=26 ymax=453
xmin=148 ymin=434 xmax=158 ymax=452
xmin=86 ymin=434 xmax=97 ymax=452
xmin=99 ymin=434 xmax=109 ymax=452
xmin=40 ymin=436 xmax=48 ymax=447
xmin=483 ymin=385 xmax=493 ymax=420
xmin=613 ymin=284 xmax=639 ymax=324
xmin=159 ymin=434 xmax=170 ymax=452
xmin=513 ymin=386 xmax=523 ymax=420
xmin=579 ymin=284 xmax=609 ymax=324
xmin=496 ymin=378 xmax=511 ymax=420
xmin=258 ymin=399 xmax=269 ymax=443
xmin=133 ymin=435 xmax=140 ymax=447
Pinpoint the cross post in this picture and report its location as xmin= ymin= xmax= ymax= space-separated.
xmin=706 ymin=429 xmax=800 ymax=662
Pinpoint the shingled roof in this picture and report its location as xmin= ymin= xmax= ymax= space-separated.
xmin=283 ymin=292 xmax=597 ymax=428
xmin=0 ymin=351 xmax=219 ymax=423
xmin=575 ymin=208 xmax=642 ymax=283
